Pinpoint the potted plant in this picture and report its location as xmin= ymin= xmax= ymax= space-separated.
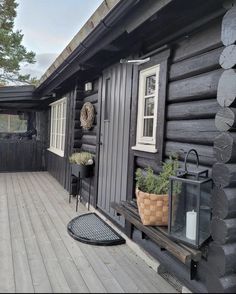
xmin=69 ymin=152 xmax=94 ymax=178
xmin=135 ymin=156 xmax=179 ymax=226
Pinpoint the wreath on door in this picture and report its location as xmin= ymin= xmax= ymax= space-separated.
xmin=80 ymin=102 xmax=95 ymax=130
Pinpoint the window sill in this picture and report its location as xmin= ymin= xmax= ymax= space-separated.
xmin=132 ymin=145 xmax=157 ymax=153
xmin=48 ymin=148 xmax=65 ymax=158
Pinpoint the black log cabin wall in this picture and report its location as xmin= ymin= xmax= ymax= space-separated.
xmin=127 ymin=18 xmax=224 ymax=207
xmin=128 ymin=14 xmax=235 ymax=293
xmin=206 ymin=3 xmax=236 ymax=293
xmin=133 ymin=17 xmax=223 ymax=177
xmin=71 ymin=80 xmax=99 ymax=207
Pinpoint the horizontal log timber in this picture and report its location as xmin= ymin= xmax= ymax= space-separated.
xmin=223 ymin=0 xmax=236 ymax=10
xmin=74 ymin=130 xmax=82 ymax=140
xmin=83 ymin=88 xmax=98 ymax=99
xmin=214 ymin=132 xmax=236 ymax=163
xmin=222 ymin=6 xmax=236 ymax=46
xmin=75 ymin=110 xmax=80 ymax=120
xmin=168 ymin=69 xmax=223 ymax=103
xmin=167 ymin=99 xmax=220 ymax=121
xmin=211 ymin=217 xmax=236 ymax=244
xmin=215 ymin=107 xmax=236 ymax=132
xmin=73 ymin=140 xmax=82 ymax=149
xmin=135 ymin=157 xmax=162 ymax=174
xmin=220 ymin=45 xmax=236 ymax=69
xmin=74 ymin=120 xmax=81 ymax=129
xmin=82 ymin=126 xmax=97 ymax=136
xmin=207 ymin=242 xmax=236 ymax=277
xmin=166 ymin=119 xmax=219 ymax=145
xmin=165 ymin=141 xmax=216 ymax=166
xmin=82 ymin=176 xmax=95 ymax=186
xmin=75 ymin=101 xmax=83 ymax=109
xmin=212 ymin=186 xmax=236 ymax=219
xmin=81 ymin=144 xmax=96 ymax=154
xmin=206 ymin=273 xmax=236 ymax=293
xmin=217 ymin=69 xmax=236 ymax=107
xmin=173 ymin=19 xmax=222 ymax=62
xmin=81 ymin=134 xmax=96 ymax=146
xmin=212 ymin=163 xmax=236 ymax=188
xmin=170 ymin=47 xmax=223 ymax=81
xmin=83 ymin=93 xmax=98 ymax=104
xmin=81 ymin=180 xmax=95 ymax=194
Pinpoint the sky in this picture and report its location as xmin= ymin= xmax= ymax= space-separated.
xmin=14 ymin=0 xmax=103 ymax=79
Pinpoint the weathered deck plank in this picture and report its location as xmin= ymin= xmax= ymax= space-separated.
xmin=0 ymin=172 xmax=177 ymax=293
xmin=6 ymin=174 xmax=34 ymax=293
xmin=0 ymin=174 xmax=15 ymax=293
xmin=12 ymin=173 xmax=52 ymax=293
xmin=17 ymin=173 xmax=71 ymax=293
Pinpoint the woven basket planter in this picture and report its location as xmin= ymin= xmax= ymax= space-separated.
xmin=136 ymin=189 xmax=169 ymax=226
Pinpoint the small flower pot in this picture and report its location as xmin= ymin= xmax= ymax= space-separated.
xmin=71 ymin=163 xmax=93 ymax=178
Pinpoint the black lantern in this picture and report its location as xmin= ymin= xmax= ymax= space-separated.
xmin=168 ymin=149 xmax=212 ymax=249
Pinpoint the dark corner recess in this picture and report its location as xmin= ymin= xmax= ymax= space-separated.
xmin=111 ymin=201 xmax=202 ymax=280
xmin=67 ymin=213 xmax=126 ymax=246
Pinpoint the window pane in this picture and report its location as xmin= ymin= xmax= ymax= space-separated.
xmin=143 ymin=118 xmax=154 ymax=137
xmin=56 ymin=105 xmax=60 ymax=149
xmin=10 ymin=115 xmax=27 ymax=132
xmin=0 ymin=114 xmax=27 ymax=133
xmin=0 ymin=114 xmax=8 ymax=132
xmin=50 ymin=98 xmax=67 ymax=153
xmin=145 ymin=75 xmax=156 ymax=96
xmin=144 ymin=97 xmax=154 ymax=116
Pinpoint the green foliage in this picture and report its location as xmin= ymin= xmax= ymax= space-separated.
xmin=0 ymin=0 xmax=36 ymax=84
xmin=135 ymin=156 xmax=179 ymax=195
xmin=69 ymin=152 xmax=94 ymax=166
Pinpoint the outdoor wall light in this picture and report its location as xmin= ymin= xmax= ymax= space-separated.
xmin=85 ymin=82 xmax=93 ymax=92
xmin=168 ymin=149 xmax=212 ymax=249
xmin=120 ymin=58 xmax=150 ymax=65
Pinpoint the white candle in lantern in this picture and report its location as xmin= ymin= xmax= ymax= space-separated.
xmin=186 ymin=210 xmax=197 ymax=241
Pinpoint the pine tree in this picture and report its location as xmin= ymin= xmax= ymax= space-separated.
xmin=0 ymin=0 xmax=35 ymax=84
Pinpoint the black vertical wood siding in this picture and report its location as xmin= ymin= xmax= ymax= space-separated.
xmin=0 ymin=110 xmax=47 ymax=172
xmin=0 ymin=140 xmax=44 ymax=172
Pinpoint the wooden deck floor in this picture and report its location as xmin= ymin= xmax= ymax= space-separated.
xmin=0 ymin=172 xmax=177 ymax=293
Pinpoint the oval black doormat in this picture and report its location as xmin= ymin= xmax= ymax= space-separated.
xmin=67 ymin=213 xmax=126 ymax=246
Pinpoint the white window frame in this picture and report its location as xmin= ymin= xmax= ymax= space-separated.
xmin=48 ymin=97 xmax=67 ymax=157
xmin=132 ymin=64 xmax=160 ymax=153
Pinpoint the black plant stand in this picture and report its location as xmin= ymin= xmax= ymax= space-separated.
xmin=70 ymin=164 xmax=93 ymax=212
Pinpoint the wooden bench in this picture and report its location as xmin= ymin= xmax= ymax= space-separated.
xmin=111 ymin=200 xmax=202 ymax=280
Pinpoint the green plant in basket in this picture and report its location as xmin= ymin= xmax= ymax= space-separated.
xmin=135 ymin=155 xmax=179 ymax=195
xmin=135 ymin=156 xmax=179 ymax=226
xmin=69 ymin=152 xmax=94 ymax=166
